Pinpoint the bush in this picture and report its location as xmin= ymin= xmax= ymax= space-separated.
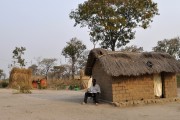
xmin=0 ymin=81 xmax=9 ymax=88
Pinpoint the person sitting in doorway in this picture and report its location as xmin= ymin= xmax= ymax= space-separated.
xmin=82 ymin=79 xmax=101 ymax=105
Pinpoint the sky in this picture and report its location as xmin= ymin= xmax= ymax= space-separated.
xmin=0 ymin=0 xmax=180 ymax=76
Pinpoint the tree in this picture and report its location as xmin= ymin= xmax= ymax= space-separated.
xmin=39 ymin=58 xmax=57 ymax=79
xmin=12 ymin=46 xmax=26 ymax=67
xmin=28 ymin=64 xmax=38 ymax=75
xmin=61 ymin=64 xmax=72 ymax=80
xmin=70 ymin=0 xmax=159 ymax=51
xmin=52 ymin=65 xmax=66 ymax=79
xmin=78 ymin=50 xmax=90 ymax=69
xmin=0 ymin=69 xmax=3 ymax=79
xmin=62 ymin=38 xmax=86 ymax=79
xmin=0 ymin=69 xmax=6 ymax=79
xmin=90 ymin=37 xmax=98 ymax=49
xmin=152 ymin=37 xmax=180 ymax=59
xmin=120 ymin=45 xmax=143 ymax=52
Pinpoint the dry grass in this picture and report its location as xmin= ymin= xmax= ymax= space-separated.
xmin=47 ymin=79 xmax=82 ymax=90
xmin=9 ymin=67 xmax=32 ymax=93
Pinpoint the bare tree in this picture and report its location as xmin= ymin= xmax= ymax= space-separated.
xmin=39 ymin=58 xmax=57 ymax=80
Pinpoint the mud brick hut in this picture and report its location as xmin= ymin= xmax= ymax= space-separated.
xmin=85 ymin=48 xmax=180 ymax=103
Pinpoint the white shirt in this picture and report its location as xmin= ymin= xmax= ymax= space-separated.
xmin=88 ymin=84 xmax=101 ymax=93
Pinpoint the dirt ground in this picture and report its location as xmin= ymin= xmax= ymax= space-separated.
xmin=0 ymin=89 xmax=180 ymax=120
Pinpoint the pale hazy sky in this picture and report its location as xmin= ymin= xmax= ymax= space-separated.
xmin=0 ymin=0 xmax=180 ymax=76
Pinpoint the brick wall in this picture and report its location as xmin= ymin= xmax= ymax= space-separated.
xmin=112 ymin=75 xmax=154 ymax=102
xmin=92 ymin=61 xmax=112 ymax=102
xmin=164 ymin=73 xmax=177 ymax=98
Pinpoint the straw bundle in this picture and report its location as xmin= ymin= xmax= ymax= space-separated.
xmin=9 ymin=68 xmax=32 ymax=93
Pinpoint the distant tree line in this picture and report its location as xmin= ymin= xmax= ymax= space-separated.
xmin=3 ymin=36 xmax=180 ymax=81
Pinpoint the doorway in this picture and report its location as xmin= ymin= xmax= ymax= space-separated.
xmin=154 ymin=74 xmax=163 ymax=98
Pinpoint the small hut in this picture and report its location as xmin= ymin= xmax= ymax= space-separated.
xmin=31 ymin=76 xmax=47 ymax=89
xmin=9 ymin=68 xmax=32 ymax=90
xmin=85 ymin=48 xmax=180 ymax=103
xmin=79 ymin=69 xmax=91 ymax=89
xmin=40 ymin=78 xmax=47 ymax=89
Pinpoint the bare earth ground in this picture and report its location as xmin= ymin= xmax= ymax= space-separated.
xmin=0 ymin=89 xmax=180 ymax=120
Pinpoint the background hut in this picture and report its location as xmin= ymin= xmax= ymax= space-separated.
xmin=85 ymin=48 xmax=180 ymax=103
xmin=79 ymin=69 xmax=91 ymax=89
xmin=39 ymin=78 xmax=47 ymax=89
xmin=31 ymin=76 xmax=47 ymax=89
xmin=9 ymin=68 xmax=32 ymax=91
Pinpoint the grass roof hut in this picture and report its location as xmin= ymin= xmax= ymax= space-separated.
xmin=9 ymin=68 xmax=32 ymax=93
xmin=85 ymin=48 xmax=180 ymax=103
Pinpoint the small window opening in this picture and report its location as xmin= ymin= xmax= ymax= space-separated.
xmin=146 ymin=61 xmax=153 ymax=68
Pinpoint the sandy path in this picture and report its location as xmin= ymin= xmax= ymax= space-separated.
xmin=0 ymin=89 xmax=180 ymax=120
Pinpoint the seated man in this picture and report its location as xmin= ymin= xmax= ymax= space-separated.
xmin=82 ymin=79 xmax=101 ymax=105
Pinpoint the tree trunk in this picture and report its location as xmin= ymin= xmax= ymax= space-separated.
xmin=110 ymin=31 xmax=116 ymax=51
xmin=111 ymin=40 xmax=116 ymax=51
xmin=72 ymin=57 xmax=75 ymax=80
xmin=111 ymin=46 xmax=115 ymax=51
xmin=45 ymin=71 xmax=48 ymax=81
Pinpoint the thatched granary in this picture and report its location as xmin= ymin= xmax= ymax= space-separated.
xmin=9 ymin=68 xmax=32 ymax=89
xmin=85 ymin=48 xmax=180 ymax=103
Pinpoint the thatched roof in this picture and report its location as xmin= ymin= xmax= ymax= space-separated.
xmin=85 ymin=48 xmax=180 ymax=76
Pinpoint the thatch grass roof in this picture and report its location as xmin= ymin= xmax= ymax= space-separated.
xmin=85 ymin=48 xmax=180 ymax=76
